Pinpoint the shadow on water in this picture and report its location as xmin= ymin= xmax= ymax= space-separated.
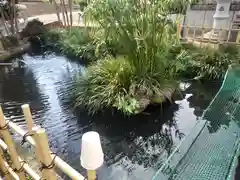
xmin=0 ymin=52 xmax=221 ymax=180
xmin=0 ymin=61 xmax=45 ymax=119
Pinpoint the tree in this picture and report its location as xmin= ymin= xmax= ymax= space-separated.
xmin=0 ymin=0 xmax=19 ymax=36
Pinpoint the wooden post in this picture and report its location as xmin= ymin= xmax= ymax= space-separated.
xmin=200 ymin=25 xmax=205 ymax=47
xmin=0 ymin=106 xmax=26 ymax=180
xmin=21 ymin=104 xmax=33 ymax=131
xmin=236 ymin=29 xmax=240 ymax=44
xmin=87 ymin=170 xmax=96 ymax=180
xmin=207 ymin=26 xmax=211 ymax=47
xmin=2 ymin=160 xmax=19 ymax=180
xmin=218 ymin=28 xmax=223 ymax=44
xmin=0 ymin=147 xmax=11 ymax=180
xmin=177 ymin=22 xmax=181 ymax=40
xmin=0 ymin=139 xmax=41 ymax=180
xmin=34 ymin=128 xmax=57 ymax=180
xmin=5 ymin=120 xmax=84 ymax=180
xmin=185 ymin=25 xmax=189 ymax=40
xmin=192 ymin=25 xmax=196 ymax=43
xmin=22 ymin=104 xmax=42 ymax=163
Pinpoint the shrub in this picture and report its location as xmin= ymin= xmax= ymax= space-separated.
xmin=186 ymin=44 xmax=240 ymax=80
xmin=75 ymin=56 xmax=136 ymax=114
xmin=192 ymin=49 xmax=232 ymax=79
xmin=45 ymin=27 xmax=97 ymax=61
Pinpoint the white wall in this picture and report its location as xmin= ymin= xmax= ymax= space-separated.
xmin=184 ymin=9 xmax=234 ymax=28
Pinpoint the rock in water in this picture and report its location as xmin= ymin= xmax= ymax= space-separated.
xmin=20 ymin=19 xmax=46 ymax=39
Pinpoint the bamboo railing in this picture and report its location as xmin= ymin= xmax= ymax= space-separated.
xmin=176 ymin=16 xmax=240 ymax=46
xmin=179 ymin=25 xmax=240 ymax=44
xmin=0 ymin=104 xmax=86 ymax=180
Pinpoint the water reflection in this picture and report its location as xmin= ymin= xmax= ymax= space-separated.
xmin=0 ymin=53 xmax=220 ymax=180
xmin=78 ymin=103 xmax=180 ymax=164
xmin=183 ymin=81 xmax=221 ymax=118
xmin=0 ymin=60 xmax=45 ymax=120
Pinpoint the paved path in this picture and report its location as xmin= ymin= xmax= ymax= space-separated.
xmin=27 ymin=11 xmax=85 ymax=26
xmin=0 ymin=11 xmax=85 ymax=35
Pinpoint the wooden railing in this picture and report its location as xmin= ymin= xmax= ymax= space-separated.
xmin=177 ymin=23 xmax=240 ymax=46
xmin=0 ymin=104 xmax=85 ymax=180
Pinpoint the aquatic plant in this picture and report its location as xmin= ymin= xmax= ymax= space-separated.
xmin=74 ymin=0 xmax=193 ymax=114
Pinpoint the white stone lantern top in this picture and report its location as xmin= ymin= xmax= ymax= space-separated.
xmin=213 ymin=0 xmax=232 ymax=19
xmin=80 ymin=131 xmax=104 ymax=170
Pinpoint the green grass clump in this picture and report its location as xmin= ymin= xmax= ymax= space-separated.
xmin=45 ymin=27 xmax=98 ymax=61
xmin=75 ymin=56 xmax=177 ymax=115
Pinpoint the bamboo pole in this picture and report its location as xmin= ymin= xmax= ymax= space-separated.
xmin=192 ymin=24 xmax=196 ymax=43
xmin=0 ymin=139 xmax=41 ymax=180
xmin=3 ymin=160 xmax=19 ymax=180
xmin=9 ymin=0 xmax=14 ymax=34
xmin=87 ymin=170 xmax=96 ymax=180
xmin=21 ymin=104 xmax=33 ymax=131
xmin=62 ymin=0 xmax=70 ymax=26
xmin=185 ymin=25 xmax=189 ymax=39
xmin=34 ymin=128 xmax=57 ymax=180
xmin=0 ymin=7 xmax=10 ymax=36
xmin=200 ymin=9 xmax=207 ymax=47
xmin=212 ymin=28 xmax=218 ymax=49
xmin=60 ymin=0 xmax=67 ymax=27
xmin=179 ymin=26 xmax=240 ymax=32
xmin=52 ymin=0 xmax=61 ymax=24
xmin=21 ymin=105 xmax=42 ymax=163
xmin=5 ymin=118 xmax=85 ymax=180
xmin=0 ymin=147 xmax=11 ymax=180
xmin=30 ymin=125 xmax=42 ymax=163
xmin=13 ymin=0 xmax=19 ymax=35
xmin=207 ymin=27 xmax=211 ymax=47
xmin=200 ymin=25 xmax=205 ymax=47
xmin=218 ymin=28 xmax=223 ymax=45
xmin=0 ymin=106 xmax=26 ymax=180
xmin=177 ymin=22 xmax=181 ymax=40
xmin=68 ymin=0 xmax=73 ymax=26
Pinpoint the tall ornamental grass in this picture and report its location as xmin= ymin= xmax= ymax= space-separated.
xmin=74 ymin=0 xmax=192 ymax=115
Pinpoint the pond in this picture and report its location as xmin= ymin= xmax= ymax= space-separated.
xmin=0 ymin=53 xmax=220 ymax=180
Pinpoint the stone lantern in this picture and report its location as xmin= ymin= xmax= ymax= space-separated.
xmin=204 ymin=0 xmax=232 ymax=40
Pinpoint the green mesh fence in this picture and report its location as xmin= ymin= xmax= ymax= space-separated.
xmin=153 ymin=65 xmax=240 ymax=180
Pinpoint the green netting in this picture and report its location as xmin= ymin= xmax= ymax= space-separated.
xmin=153 ymin=65 xmax=240 ymax=180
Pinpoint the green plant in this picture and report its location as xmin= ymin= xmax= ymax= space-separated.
xmin=73 ymin=0 xmax=193 ymax=114
xmin=85 ymin=0 xmax=179 ymax=70
xmin=75 ymin=56 xmax=136 ymax=114
xmin=45 ymin=27 xmax=97 ymax=61
xmin=187 ymin=45 xmax=240 ymax=80
xmin=166 ymin=43 xmax=240 ymax=80
xmin=75 ymin=56 xmax=176 ymax=115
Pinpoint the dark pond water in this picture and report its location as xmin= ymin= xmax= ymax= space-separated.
xmin=0 ymin=53 xmax=221 ymax=180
